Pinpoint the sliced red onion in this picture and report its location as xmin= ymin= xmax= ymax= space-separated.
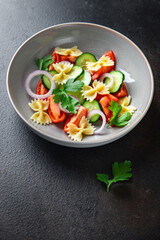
xmin=99 ymin=73 xmax=114 ymax=88
xmin=87 ymin=110 xmax=107 ymax=134
xmin=24 ymin=70 xmax=56 ymax=99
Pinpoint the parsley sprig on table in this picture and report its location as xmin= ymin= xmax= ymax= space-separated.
xmin=52 ymin=78 xmax=84 ymax=114
xmin=107 ymin=100 xmax=131 ymax=127
xmin=35 ymin=54 xmax=53 ymax=71
xmin=96 ymin=160 xmax=132 ymax=192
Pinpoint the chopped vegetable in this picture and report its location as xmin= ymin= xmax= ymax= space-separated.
xmin=99 ymin=96 xmax=113 ymax=123
xmin=63 ymin=106 xmax=88 ymax=132
xmin=25 ymin=70 xmax=56 ymax=99
xmin=48 ymin=95 xmax=66 ymax=123
xmin=105 ymin=71 xmax=124 ymax=93
xmin=87 ymin=109 xmax=107 ymax=134
xmin=114 ymin=82 xmax=128 ymax=98
xmin=36 ymin=79 xmax=48 ymax=95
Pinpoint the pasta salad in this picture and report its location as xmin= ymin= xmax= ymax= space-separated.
xmin=25 ymin=46 xmax=136 ymax=141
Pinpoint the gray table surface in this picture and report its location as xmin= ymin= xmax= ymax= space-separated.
xmin=0 ymin=0 xmax=160 ymax=239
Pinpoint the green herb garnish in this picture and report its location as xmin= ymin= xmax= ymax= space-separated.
xmin=52 ymin=78 xmax=84 ymax=114
xmin=35 ymin=54 xmax=53 ymax=71
xmin=96 ymin=160 xmax=132 ymax=192
xmin=107 ymin=100 xmax=131 ymax=127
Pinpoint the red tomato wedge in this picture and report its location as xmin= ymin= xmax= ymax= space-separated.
xmin=96 ymin=93 xmax=118 ymax=102
xmin=99 ymin=96 xmax=113 ymax=123
xmin=63 ymin=106 xmax=88 ymax=132
xmin=51 ymin=50 xmax=77 ymax=64
xmin=114 ymin=83 xmax=128 ymax=98
xmin=60 ymin=55 xmax=77 ymax=63
xmin=104 ymin=50 xmax=116 ymax=63
xmin=48 ymin=95 xmax=66 ymax=123
xmin=48 ymin=64 xmax=54 ymax=71
xmin=91 ymin=50 xmax=116 ymax=80
xmin=51 ymin=51 xmax=60 ymax=63
xmin=107 ymin=94 xmax=118 ymax=102
xmin=36 ymin=79 xmax=48 ymax=95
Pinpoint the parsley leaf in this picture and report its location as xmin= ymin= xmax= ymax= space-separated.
xmin=64 ymin=78 xmax=84 ymax=92
xmin=52 ymin=89 xmax=62 ymax=95
xmin=42 ymin=59 xmax=53 ymax=70
xmin=53 ymin=92 xmax=64 ymax=103
xmin=35 ymin=54 xmax=53 ymax=71
xmin=35 ymin=58 xmax=43 ymax=70
xmin=96 ymin=160 xmax=132 ymax=192
xmin=96 ymin=173 xmax=109 ymax=185
xmin=61 ymin=93 xmax=70 ymax=109
xmin=67 ymin=97 xmax=80 ymax=114
xmin=52 ymin=79 xmax=83 ymax=114
xmin=109 ymin=100 xmax=122 ymax=122
xmin=107 ymin=100 xmax=131 ymax=127
xmin=112 ymin=112 xmax=131 ymax=127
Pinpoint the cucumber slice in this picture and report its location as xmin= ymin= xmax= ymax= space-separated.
xmin=68 ymin=66 xmax=84 ymax=80
xmin=75 ymin=52 xmax=97 ymax=69
xmin=83 ymin=100 xmax=101 ymax=122
xmin=66 ymin=91 xmax=85 ymax=105
xmin=104 ymin=71 xmax=124 ymax=93
xmin=77 ymin=70 xmax=92 ymax=86
xmin=42 ymin=70 xmax=57 ymax=90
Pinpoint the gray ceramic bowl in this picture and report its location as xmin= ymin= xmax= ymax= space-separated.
xmin=6 ymin=23 xmax=154 ymax=148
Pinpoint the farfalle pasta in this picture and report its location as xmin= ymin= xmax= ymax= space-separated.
xmin=25 ymin=47 xmax=137 ymax=142
xmin=117 ymin=96 xmax=137 ymax=115
xmin=67 ymin=116 xmax=95 ymax=141
xmin=52 ymin=62 xmax=73 ymax=85
xmin=82 ymin=80 xmax=109 ymax=102
xmin=55 ymin=46 xmax=82 ymax=57
xmin=86 ymin=55 xmax=114 ymax=72
xmin=29 ymin=99 xmax=52 ymax=125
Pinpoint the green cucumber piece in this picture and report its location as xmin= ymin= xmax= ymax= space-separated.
xmin=68 ymin=66 xmax=84 ymax=80
xmin=83 ymin=100 xmax=101 ymax=122
xmin=77 ymin=70 xmax=92 ymax=86
xmin=104 ymin=71 xmax=124 ymax=93
xmin=66 ymin=91 xmax=85 ymax=105
xmin=42 ymin=70 xmax=57 ymax=90
xmin=75 ymin=52 xmax=97 ymax=69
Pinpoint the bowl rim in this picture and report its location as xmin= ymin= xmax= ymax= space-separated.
xmin=6 ymin=22 xmax=154 ymax=145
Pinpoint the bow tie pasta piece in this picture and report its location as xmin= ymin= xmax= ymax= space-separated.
xmin=28 ymin=99 xmax=52 ymax=125
xmin=30 ymin=112 xmax=52 ymax=125
xmin=29 ymin=99 xmax=49 ymax=111
xmin=67 ymin=116 xmax=95 ymax=141
xmin=52 ymin=62 xmax=73 ymax=85
xmin=55 ymin=46 xmax=82 ymax=57
xmin=82 ymin=80 xmax=109 ymax=102
xmin=117 ymin=96 xmax=137 ymax=115
xmin=86 ymin=55 xmax=114 ymax=72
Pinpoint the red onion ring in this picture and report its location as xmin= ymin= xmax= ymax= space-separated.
xmin=24 ymin=70 xmax=56 ymax=99
xmin=99 ymin=73 xmax=114 ymax=88
xmin=87 ymin=110 xmax=107 ymax=134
